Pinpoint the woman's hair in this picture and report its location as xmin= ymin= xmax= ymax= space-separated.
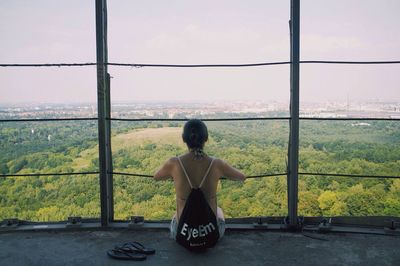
xmin=182 ymin=119 xmax=208 ymax=158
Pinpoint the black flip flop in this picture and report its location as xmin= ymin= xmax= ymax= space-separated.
xmin=116 ymin=241 xmax=156 ymax=255
xmin=107 ymin=248 xmax=147 ymax=261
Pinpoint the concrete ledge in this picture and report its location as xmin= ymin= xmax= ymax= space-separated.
xmin=1 ymin=229 xmax=400 ymax=265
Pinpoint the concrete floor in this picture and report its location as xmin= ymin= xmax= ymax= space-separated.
xmin=0 ymin=229 xmax=399 ymax=266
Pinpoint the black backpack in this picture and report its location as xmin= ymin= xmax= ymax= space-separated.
xmin=176 ymin=158 xmax=220 ymax=251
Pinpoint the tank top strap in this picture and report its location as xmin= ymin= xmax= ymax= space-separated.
xmin=177 ymin=157 xmax=193 ymax=188
xmin=199 ymin=158 xmax=215 ymax=188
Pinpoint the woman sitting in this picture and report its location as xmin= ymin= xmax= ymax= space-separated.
xmin=154 ymin=119 xmax=245 ymax=248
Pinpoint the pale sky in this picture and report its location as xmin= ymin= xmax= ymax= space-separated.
xmin=0 ymin=0 xmax=399 ymax=104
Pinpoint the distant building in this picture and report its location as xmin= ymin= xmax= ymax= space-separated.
xmin=351 ymin=122 xmax=371 ymax=127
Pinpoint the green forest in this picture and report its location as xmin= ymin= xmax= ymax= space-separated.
xmin=1 ymin=119 xmax=400 ymax=222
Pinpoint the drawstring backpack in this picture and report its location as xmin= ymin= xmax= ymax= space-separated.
xmin=176 ymin=157 xmax=219 ymax=251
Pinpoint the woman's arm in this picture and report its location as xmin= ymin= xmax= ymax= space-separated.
xmin=153 ymin=157 xmax=175 ymax=181
xmin=218 ymin=159 xmax=246 ymax=181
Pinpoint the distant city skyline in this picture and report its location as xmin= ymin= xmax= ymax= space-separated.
xmin=1 ymin=100 xmax=399 ymax=120
xmin=2 ymin=98 xmax=400 ymax=106
xmin=1 ymin=0 xmax=399 ymax=103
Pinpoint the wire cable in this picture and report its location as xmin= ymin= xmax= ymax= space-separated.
xmin=107 ymin=61 xmax=290 ymax=68
xmin=2 ymin=117 xmax=399 ymax=123
xmin=3 ymin=169 xmax=397 ymax=180
xmin=1 ymin=171 xmax=100 ymax=177
xmin=1 ymin=60 xmax=400 ymax=68
xmin=109 ymin=117 xmax=290 ymax=122
xmin=0 ymin=63 xmax=96 ymax=67
xmin=0 ymin=62 xmax=289 ymax=68
xmin=111 ymin=171 xmax=287 ymax=179
xmin=300 ymin=117 xmax=400 ymax=121
xmin=112 ymin=172 xmax=152 ymax=178
xmin=0 ymin=118 xmax=97 ymax=123
xmin=299 ymin=172 xmax=400 ymax=179
xmin=301 ymin=60 xmax=400 ymax=65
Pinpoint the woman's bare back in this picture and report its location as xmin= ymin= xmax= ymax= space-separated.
xmin=173 ymin=153 xmax=219 ymax=220
xmin=154 ymin=152 xmax=245 ymax=221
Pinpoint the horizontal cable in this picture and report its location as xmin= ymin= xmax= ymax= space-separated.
xmin=1 ymin=171 xmax=99 ymax=177
xmin=300 ymin=117 xmax=400 ymax=121
xmin=1 ymin=117 xmax=398 ymax=123
xmin=299 ymin=172 xmax=400 ymax=179
xmin=107 ymin=62 xmax=290 ymax=68
xmin=5 ymin=171 xmax=397 ymax=179
xmin=3 ymin=171 xmax=398 ymax=179
xmin=0 ymin=117 xmax=97 ymax=123
xmin=245 ymin=173 xmax=287 ymax=179
xmin=1 ymin=60 xmax=400 ymax=68
xmin=112 ymin=171 xmax=287 ymax=179
xmin=0 ymin=63 xmax=96 ymax=67
xmin=301 ymin=60 xmax=400 ymax=65
xmin=112 ymin=172 xmax=152 ymax=178
xmin=0 ymin=62 xmax=290 ymax=68
xmin=109 ymin=117 xmax=290 ymax=122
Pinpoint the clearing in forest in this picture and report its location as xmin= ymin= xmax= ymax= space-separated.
xmin=71 ymin=127 xmax=184 ymax=170
xmin=113 ymin=127 xmax=184 ymax=149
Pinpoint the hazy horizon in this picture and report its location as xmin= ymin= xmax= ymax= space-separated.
xmin=1 ymin=98 xmax=400 ymax=108
xmin=1 ymin=0 xmax=399 ymax=103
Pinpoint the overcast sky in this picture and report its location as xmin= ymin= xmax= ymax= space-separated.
xmin=0 ymin=0 xmax=399 ymax=104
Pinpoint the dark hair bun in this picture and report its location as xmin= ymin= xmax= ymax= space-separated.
xmin=182 ymin=119 xmax=208 ymax=149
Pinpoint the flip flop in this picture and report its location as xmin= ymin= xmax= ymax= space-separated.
xmin=107 ymin=248 xmax=147 ymax=261
xmin=116 ymin=241 xmax=156 ymax=255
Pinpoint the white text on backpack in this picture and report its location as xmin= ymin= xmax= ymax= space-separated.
xmin=180 ymin=222 xmax=216 ymax=241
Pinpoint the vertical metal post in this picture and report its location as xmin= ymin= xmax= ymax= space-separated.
xmin=288 ymin=0 xmax=300 ymax=229
xmin=96 ymin=0 xmax=113 ymax=226
xmin=106 ymin=72 xmax=114 ymax=220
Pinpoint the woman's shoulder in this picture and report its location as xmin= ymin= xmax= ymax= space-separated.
xmin=209 ymin=156 xmax=223 ymax=164
xmin=161 ymin=157 xmax=179 ymax=169
xmin=167 ymin=156 xmax=180 ymax=164
xmin=209 ymin=157 xmax=225 ymax=169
